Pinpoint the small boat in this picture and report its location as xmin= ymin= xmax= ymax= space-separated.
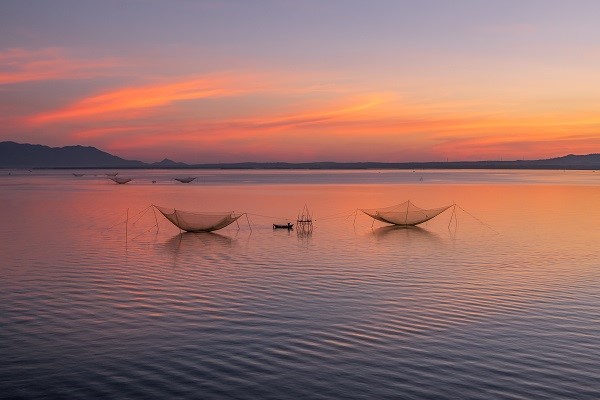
xmin=110 ymin=177 xmax=132 ymax=184
xmin=174 ymin=177 xmax=196 ymax=183
xmin=273 ymin=223 xmax=294 ymax=229
xmin=73 ymin=173 xmax=84 ymax=177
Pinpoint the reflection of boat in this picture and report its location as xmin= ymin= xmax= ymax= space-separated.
xmin=361 ymin=200 xmax=453 ymax=226
xmin=110 ymin=177 xmax=132 ymax=184
xmin=273 ymin=223 xmax=293 ymax=229
xmin=174 ymin=177 xmax=196 ymax=183
xmin=154 ymin=205 xmax=243 ymax=232
xmin=73 ymin=173 xmax=84 ymax=177
xmin=106 ymin=172 xmax=119 ymax=177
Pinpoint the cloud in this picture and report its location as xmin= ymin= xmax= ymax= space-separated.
xmin=12 ymin=59 xmax=600 ymax=163
xmin=0 ymin=48 xmax=121 ymax=85
xmin=29 ymin=73 xmax=265 ymax=124
xmin=252 ymin=94 xmax=390 ymax=130
xmin=63 ymin=105 xmax=600 ymax=163
xmin=430 ymin=124 xmax=600 ymax=160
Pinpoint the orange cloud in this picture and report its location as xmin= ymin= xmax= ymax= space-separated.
xmin=96 ymin=114 xmax=600 ymax=163
xmin=427 ymin=110 xmax=600 ymax=160
xmin=30 ymin=73 xmax=264 ymax=124
xmin=15 ymin=59 xmax=600 ymax=163
xmin=432 ymin=134 xmax=600 ymax=161
xmin=252 ymin=94 xmax=391 ymax=130
xmin=77 ymin=95 xmax=392 ymax=153
xmin=0 ymin=48 xmax=120 ymax=85
xmin=71 ymin=125 xmax=152 ymax=140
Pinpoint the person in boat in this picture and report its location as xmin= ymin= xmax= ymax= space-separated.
xmin=273 ymin=222 xmax=293 ymax=229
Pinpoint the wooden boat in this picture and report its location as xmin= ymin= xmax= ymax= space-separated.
xmin=273 ymin=223 xmax=294 ymax=229
xmin=73 ymin=173 xmax=84 ymax=177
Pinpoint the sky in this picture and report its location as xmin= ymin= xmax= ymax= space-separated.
xmin=1 ymin=0 xmax=600 ymax=163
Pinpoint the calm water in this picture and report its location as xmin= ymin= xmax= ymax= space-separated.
xmin=1 ymin=170 xmax=599 ymax=399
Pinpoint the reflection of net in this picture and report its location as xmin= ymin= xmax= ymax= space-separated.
xmin=296 ymin=205 xmax=313 ymax=237
xmin=110 ymin=177 xmax=132 ymax=184
xmin=174 ymin=177 xmax=196 ymax=183
xmin=361 ymin=201 xmax=452 ymax=226
xmin=155 ymin=206 xmax=241 ymax=232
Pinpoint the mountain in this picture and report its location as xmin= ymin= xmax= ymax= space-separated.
xmin=1 ymin=141 xmax=599 ymax=169
xmin=527 ymin=153 xmax=600 ymax=167
xmin=151 ymin=158 xmax=188 ymax=167
xmin=0 ymin=141 xmax=145 ymax=168
xmin=187 ymin=155 xmax=600 ymax=169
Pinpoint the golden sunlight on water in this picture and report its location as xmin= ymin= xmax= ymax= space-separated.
xmin=1 ymin=170 xmax=599 ymax=399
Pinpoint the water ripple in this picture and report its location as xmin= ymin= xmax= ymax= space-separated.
xmin=1 ymin=178 xmax=600 ymax=399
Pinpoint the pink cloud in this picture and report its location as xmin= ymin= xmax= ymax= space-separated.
xmin=0 ymin=48 xmax=121 ymax=85
xmin=28 ymin=73 xmax=270 ymax=124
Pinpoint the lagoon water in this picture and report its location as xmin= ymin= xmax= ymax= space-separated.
xmin=1 ymin=169 xmax=599 ymax=399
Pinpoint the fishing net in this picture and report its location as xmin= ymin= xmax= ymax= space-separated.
xmin=154 ymin=205 xmax=241 ymax=232
xmin=361 ymin=201 xmax=452 ymax=226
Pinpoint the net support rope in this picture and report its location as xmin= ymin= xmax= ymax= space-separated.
xmin=247 ymin=209 xmax=356 ymax=222
xmin=104 ymin=205 xmax=153 ymax=231
xmin=456 ymin=204 xmax=500 ymax=235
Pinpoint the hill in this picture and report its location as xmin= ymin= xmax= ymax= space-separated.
xmin=1 ymin=141 xmax=599 ymax=169
xmin=151 ymin=158 xmax=188 ymax=167
xmin=0 ymin=141 xmax=145 ymax=168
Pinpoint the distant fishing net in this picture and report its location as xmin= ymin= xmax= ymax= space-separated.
xmin=154 ymin=205 xmax=242 ymax=232
xmin=360 ymin=201 xmax=452 ymax=226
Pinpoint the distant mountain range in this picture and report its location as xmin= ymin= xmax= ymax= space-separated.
xmin=1 ymin=141 xmax=600 ymax=170
xmin=0 ymin=141 xmax=144 ymax=168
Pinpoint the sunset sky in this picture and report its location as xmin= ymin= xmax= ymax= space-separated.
xmin=1 ymin=0 xmax=600 ymax=162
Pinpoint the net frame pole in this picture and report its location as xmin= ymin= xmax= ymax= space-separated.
xmin=152 ymin=205 xmax=159 ymax=232
xmin=173 ymin=209 xmax=183 ymax=234
xmin=245 ymin=213 xmax=252 ymax=231
xmin=448 ymin=204 xmax=457 ymax=231
xmin=125 ymin=208 xmax=129 ymax=248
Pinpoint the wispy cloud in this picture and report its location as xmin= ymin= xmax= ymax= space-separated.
xmin=252 ymin=94 xmax=391 ymax=130
xmin=70 ymin=94 xmax=393 ymax=144
xmin=0 ymin=48 xmax=121 ymax=85
xmin=14 ymin=59 xmax=600 ymax=162
xmin=428 ymin=113 xmax=600 ymax=160
xmin=74 ymin=107 xmax=600 ymax=162
xmin=29 ymin=73 xmax=266 ymax=124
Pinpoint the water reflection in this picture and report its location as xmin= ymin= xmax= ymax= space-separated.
xmin=2 ymin=173 xmax=600 ymax=400
xmin=162 ymin=231 xmax=235 ymax=255
xmin=370 ymin=225 xmax=443 ymax=244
